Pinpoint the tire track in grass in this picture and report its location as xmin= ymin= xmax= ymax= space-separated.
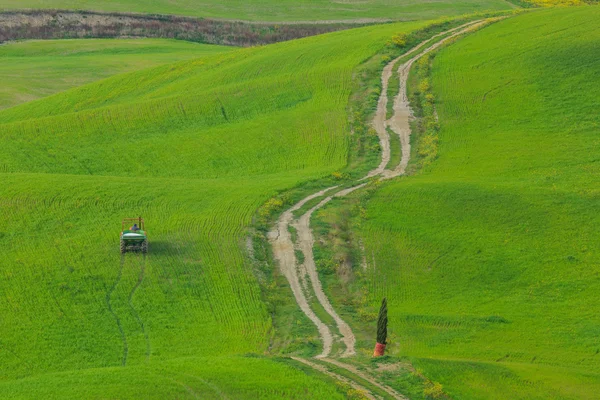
xmin=106 ymin=255 xmax=128 ymax=366
xmin=292 ymin=184 xmax=367 ymax=357
xmin=322 ymin=358 xmax=407 ymax=400
xmin=366 ymin=19 xmax=483 ymax=179
xmin=270 ymin=187 xmax=338 ymax=358
xmin=381 ymin=20 xmax=490 ymax=179
xmin=0 ymin=340 xmax=33 ymax=372
xmin=271 ymin=18 xmax=493 ymax=396
xmin=291 ymin=357 xmax=377 ymax=400
xmin=177 ymin=372 xmax=230 ymax=400
xmin=167 ymin=378 xmax=203 ymax=400
xmin=127 ymin=253 xmax=151 ymax=361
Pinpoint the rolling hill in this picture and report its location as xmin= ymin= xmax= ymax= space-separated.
xmin=0 ymin=19 xmax=432 ymax=398
xmin=352 ymin=6 xmax=600 ymax=399
xmin=0 ymin=0 xmax=517 ymax=22
xmin=0 ymin=39 xmax=232 ymax=109
xmin=1 ymin=0 xmax=598 ymax=398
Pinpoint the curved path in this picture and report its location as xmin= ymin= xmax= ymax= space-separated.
xmin=270 ymin=18 xmax=491 ymax=397
xmin=270 ymin=186 xmax=338 ymax=357
xmin=367 ymin=19 xmax=483 ymax=179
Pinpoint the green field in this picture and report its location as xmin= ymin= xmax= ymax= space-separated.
xmin=0 ymin=39 xmax=232 ymax=109
xmin=0 ymin=20 xmax=431 ymax=398
xmin=0 ymin=0 xmax=516 ymax=21
xmin=355 ymin=7 xmax=600 ymax=399
xmin=2 ymin=1 xmax=599 ymax=398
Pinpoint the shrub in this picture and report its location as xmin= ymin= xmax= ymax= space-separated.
xmin=259 ymin=197 xmax=284 ymax=218
xmin=424 ymin=381 xmax=445 ymax=399
xmin=332 ymin=171 xmax=350 ymax=180
xmin=391 ymin=33 xmax=408 ymax=47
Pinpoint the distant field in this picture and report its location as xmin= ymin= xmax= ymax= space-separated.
xmin=0 ymin=20 xmax=430 ymax=397
xmin=0 ymin=39 xmax=232 ymax=109
xmin=0 ymin=0 xmax=516 ymax=21
xmin=357 ymin=7 xmax=600 ymax=399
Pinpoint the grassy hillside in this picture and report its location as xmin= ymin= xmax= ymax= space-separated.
xmin=1 ymin=356 xmax=349 ymax=399
xmin=0 ymin=20 xmax=431 ymax=398
xmin=0 ymin=0 xmax=516 ymax=21
xmin=0 ymin=39 xmax=232 ymax=109
xmin=357 ymin=7 xmax=600 ymax=399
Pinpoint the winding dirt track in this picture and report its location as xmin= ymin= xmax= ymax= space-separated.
xmin=367 ymin=19 xmax=483 ymax=179
xmin=270 ymin=187 xmax=338 ymax=357
xmin=269 ymin=19 xmax=490 ymax=396
xmin=292 ymin=184 xmax=367 ymax=357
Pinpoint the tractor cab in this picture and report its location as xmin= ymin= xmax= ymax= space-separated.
xmin=120 ymin=217 xmax=148 ymax=253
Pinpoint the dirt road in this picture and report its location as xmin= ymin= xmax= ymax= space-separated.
xmin=369 ymin=19 xmax=485 ymax=179
xmin=269 ymin=18 xmax=490 ymax=397
xmin=270 ymin=186 xmax=337 ymax=358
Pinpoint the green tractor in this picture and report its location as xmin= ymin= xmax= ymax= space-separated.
xmin=120 ymin=217 xmax=148 ymax=254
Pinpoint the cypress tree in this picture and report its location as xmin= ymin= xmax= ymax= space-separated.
xmin=377 ymin=297 xmax=388 ymax=344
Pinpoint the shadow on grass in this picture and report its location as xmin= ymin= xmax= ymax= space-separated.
xmin=147 ymin=240 xmax=184 ymax=255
